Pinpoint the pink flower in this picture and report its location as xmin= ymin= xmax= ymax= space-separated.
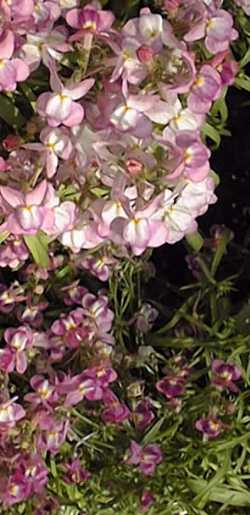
xmin=126 ymin=440 xmax=163 ymax=476
xmin=168 ymin=131 xmax=211 ymax=182
xmin=0 ymin=237 xmax=29 ymax=269
xmin=66 ymin=4 xmax=115 ymax=39
xmin=211 ymin=359 xmax=242 ymax=393
xmin=211 ymin=51 xmax=239 ymax=86
xmin=51 ymin=308 xmax=88 ymax=349
xmin=0 ymin=397 xmax=25 ymax=429
xmin=0 ymin=30 xmax=29 ymax=91
xmin=0 ymin=180 xmax=75 ymax=237
xmin=25 ymin=127 xmax=73 ymax=178
xmin=63 ymin=459 xmax=91 ymax=484
xmin=132 ymin=399 xmax=155 ymax=431
xmin=36 ymin=64 xmax=94 ymax=127
xmin=102 ymin=390 xmax=130 ymax=424
xmin=123 ymin=7 xmax=179 ymax=52
xmin=0 ymin=470 xmax=30 ymax=506
xmin=204 ymin=10 xmax=238 ymax=54
xmin=81 ymin=292 xmax=114 ymax=332
xmin=195 ymin=415 xmax=224 ymax=439
xmin=25 ymin=375 xmax=58 ymax=407
xmin=156 ymin=374 xmax=186 ymax=400
xmin=140 ymin=490 xmax=155 ymax=512
xmin=188 ymin=64 xmax=221 ymax=114
xmin=60 ymin=366 xmax=117 ymax=406
xmin=0 ymin=180 xmax=56 ymax=236
xmin=235 ymin=0 xmax=250 ymax=15
xmin=36 ymin=414 xmax=69 ymax=454
xmin=79 ymin=255 xmax=113 ymax=282
xmin=0 ymin=326 xmax=34 ymax=374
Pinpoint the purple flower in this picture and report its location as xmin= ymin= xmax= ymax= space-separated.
xmin=195 ymin=415 xmax=224 ymax=439
xmin=140 ymin=490 xmax=155 ymax=512
xmin=0 ymin=397 xmax=25 ymax=430
xmin=36 ymin=414 xmax=69 ymax=454
xmin=211 ymin=359 xmax=241 ymax=393
xmin=0 ymin=325 xmax=34 ymax=374
xmin=63 ymin=459 xmax=91 ymax=484
xmin=51 ymin=308 xmax=88 ymax=349
xmin=126 ymin=440 xmax=163 ymax=476
xmin=132 ymin=399 xmax=155 ymax=431
xmin=24 ymin=375 xmax=58 ymax=407
xmin=81 ymin=292 xmax=114 ymax=332
xmin=17 ymin=454 xmax=48 ymax=494
xmin=0 ymin=470 xmax=30 ymax=506
xmin=102 ymin=390 xmax=130 ymax=424
xmin=59 ymin=365 xmax=117 ymax=406
xmin=156 ymin=375 xmax=186 ymax=399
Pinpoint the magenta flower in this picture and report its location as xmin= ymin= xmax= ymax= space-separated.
xmin=25 ymin=375 xmax=58 ymax=407
xmin=81 ymin=292 xmax=114 ymax=332
xmin=0 ymin=470 xmax=30 ymax=506
xmin=0 ymin=397 xmax=25 ymax=429
xmin=195 ymin=415 xmax=224 ymax=439
xmin=59 ymin=365 xmax=117 ymax=406
xmin=0 ymin=282 xmax=26 ymax=314
xmin=51 ymin=308 xmax=88 ymax=349
xmin=132 ymin=399 xmax=155 ymax=431
xmin=36 ymin=63 xmax=94 ymax=127
xmin=126 ymin=440 xmax=163 ymax=476
xmin=188 ymin=65 xmax=221 ymax=114
xmin=37 ymin=414 xmax=69 ymax=454
xmin=140 ymin=490 xmax=155 ymax=512
xmin=63 ymin=459 xmax=91 ymax=484
xmin=211 ymin=359 xmax=242 ymax=393
xmin=156 ymin=374 xmax=186 ymax=400
xmin=0 ymin=237 xmax=29 ymax=269
xmin=17 ymin=454 xmax=48 ymax=494
xmin=0 ymin=326 xmax=34 ymax=374
xmin=102 ymin=390 xmax=130 ymax=424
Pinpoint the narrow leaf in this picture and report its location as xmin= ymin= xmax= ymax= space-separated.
xmin=0 ymin=94 xmax=25 ymax=128
xmin=24 ymin=232 xmax=49 ymax=267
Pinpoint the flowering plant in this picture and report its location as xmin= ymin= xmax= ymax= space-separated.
xmin=0 ymin=0 xmax=249 ymax=513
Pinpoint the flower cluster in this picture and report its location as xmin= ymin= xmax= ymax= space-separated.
xmin=0 ymin=0 xmax=245 ymax=512
xmin=0 ymin=0 xmax=240 ymax=269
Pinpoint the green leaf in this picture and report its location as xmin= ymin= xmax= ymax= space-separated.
xmin=24 ymin=231 xmax=50 ymax=267
xmin=211 ymin=95 xmax=228 ymax=126
xmin=240 ymin=47 xmax=250 ymax=68
xmin=235 ymin=75 xmax=250 ymax=92
xmin=202 ymin=122 xmax=221 ymax=149
xmin=188 ymin=479 xmax=250 ymax=507
xmin=186 ymin=231 xmax=204 ymax=252
xmin=210 ymin=169 xmax=220 ymax=186
xmin=211 ymin=228 xmax=232 ymax=277
xmin=0 ymin=94 xmax=26 ymax=128
xmin=0 ymin=231 xmax=10 ymax=244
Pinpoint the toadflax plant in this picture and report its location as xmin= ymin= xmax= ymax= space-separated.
xmin=0 ymin=0 xmax=249 ymax=513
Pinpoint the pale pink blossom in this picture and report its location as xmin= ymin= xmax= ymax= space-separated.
xmin=36 ymin=64 xmax=94 ymax=127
